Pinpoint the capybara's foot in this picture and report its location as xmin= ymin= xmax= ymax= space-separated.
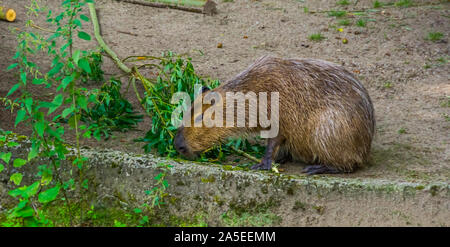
xmin=251 ymin=159 xmax=272 ymax=170
xmin=302 ymin=165 xmax=341 ymax=175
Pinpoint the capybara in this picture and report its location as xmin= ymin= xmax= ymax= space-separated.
xmin=174 ymin=55 xmax=375 ymax=174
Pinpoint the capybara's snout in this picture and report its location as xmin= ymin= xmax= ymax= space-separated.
xmin=174 ymin=127 xmax=196 ymax=159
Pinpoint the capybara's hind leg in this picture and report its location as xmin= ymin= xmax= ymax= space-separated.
xmin=302 ymin=165 xmax=342 ymax=175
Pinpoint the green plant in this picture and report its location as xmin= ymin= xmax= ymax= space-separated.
xmin=0 ymin=97 xmax=20 ymax=113
xmin=328 ymin=10 xmax=347 ymax=18
xmin=136 ymin=52 xmax=219 ymax=156
xmin=437 ymin=56 xmax=448 ymax=64
xmin=145 ymin=163 xmax=172 ymax=208
xmin=398 ymin=128 xmax=407 ymax=134
xmin=395 ymin=0 xmax=412 ymax=7
xmin=356 ymin=18 xmax=367 ymax=27
xmin=1 ymin=0 xmax=142 ymax=227
xmin=338 ymin=19 xmax=351 ymax=26
xmin=373 ymin=0 xmax=383 ymax=8
xmin=309 ymin=33 xmax=325 ymax=41
xmin=440 ymin=96 xmax=450 ymax=108
xmin=383 ymin=81 xmax=392 ymax=88
xmin=443 ymin=114 xmax=450 ymax=122
xmin=337 ymin=0 xmax=350 ymax=5
xmin=80 ymin=78 xmax=143 ymax=139
xmin=79 ymin=50 xmax=104 ymax=83
xmin=198 ymin=137 xmax=266 ymax=163
xmin=425 ymin=32 xmax=444 ymax=42
xmin=1 ymin=0 xmax=103 ymax=227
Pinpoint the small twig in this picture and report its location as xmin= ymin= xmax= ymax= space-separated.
xmin=230 ymin=146 xmax=280 ymax=172
xmin=122 ymin=55 xmax=168 ymax=63
xmin=116 ymin=30 xmax=138 ymax=36
xmin=117 ymin=0 xmax=204 ymax=14
xmin=29 ymin=23 xmax=56 ymax=33
xmin=230 ymin=146 xmax=261 ymax=164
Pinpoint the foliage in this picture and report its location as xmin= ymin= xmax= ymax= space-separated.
xmin=356 ymin=18 xmax=367 ymax=27
xmin=145 ymin=163 xmax=172 ymax=208
xmin=309 ymin=33 xmax=325 ymax=41
xmin=426 ymin=32 xmax=444 ymax=42
xmin=79 ymin=50 xmax=104 ymax=83
xmin=373 ymin=0 xmax=383 ymax=8
xmin=80 ymin=78 xmax=143 ymax=139
xmin=395 ymin=0 xmax=412 ymax=8
xmin=338 ymin=19 xmax=351 ymax=26
xmin=137 ymin=51 xmax=219 ymax=156
xmin=198 ymin=137 xmax=266 ymax=163
xmin=337 ymin=0 xmax=350 ymax=6
xmin=2 ymin=0 xmax=103 ymax=226
xmin=328 ymin=10 xmax=347 ymax=18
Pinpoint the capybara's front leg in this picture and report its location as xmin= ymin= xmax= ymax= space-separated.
xmin=251 ymin=136 xmax=284 ymax=170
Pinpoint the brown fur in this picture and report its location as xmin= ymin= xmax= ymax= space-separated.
xmin=175 ymin=55 xmax=375 ymax=173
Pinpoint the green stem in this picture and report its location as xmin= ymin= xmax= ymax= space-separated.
xmin=87 ymin=3 xmax=131 ymax=74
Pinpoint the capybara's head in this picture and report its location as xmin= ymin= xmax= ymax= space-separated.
xmin=174 ymin=87 xmax=234 ymax=159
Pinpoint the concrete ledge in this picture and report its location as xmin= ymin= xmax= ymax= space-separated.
xmin=81 ymin=149 xmax=449 ymax=226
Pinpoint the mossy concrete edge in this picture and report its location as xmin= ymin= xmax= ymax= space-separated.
xmin=82 ymin=148 xmax=449 ymax=226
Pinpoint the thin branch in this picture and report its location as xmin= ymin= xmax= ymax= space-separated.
xmin=88 ymin=3 xmax=131 ymax=74
xmin=117 ymin=0 xmax=203 ymax=14
xmin=230 ymin=146 xmax=280 ymax=172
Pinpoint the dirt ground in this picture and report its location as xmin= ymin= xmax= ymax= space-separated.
xmin=0 ymin=0 xmax=449 ymax=182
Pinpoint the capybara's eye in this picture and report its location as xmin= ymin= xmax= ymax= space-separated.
xmin=201 ymin=86 xmax=210 ymax=93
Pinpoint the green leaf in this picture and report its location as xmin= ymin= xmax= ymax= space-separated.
xmin=32 ymin=78 xmax=45 ymax=85
xmin=24 ymin=97 xmax=33 ymax=114
xmin=23 ymin=181 xmax=40 ymax=198
xmin=34 ymin=121 xmax=45 ymax=137
xmin=78 ymin=31 xmax=91 ymax=41
xmin=68 ymin=114 xmax=80 ymax=129
xmin=72 ymin=49 xmax=81 ymax=65
xmin=73 ymin=19 xmax=82 ymax=28
xmin=48 ymin=94 xmax=64 ymax=115
xmin=6 ymin=63 xmax=18 ymax=71
xmin=7 ymin=83 xmax=20 ymax=96
xmin=10 ymin=173 xmax=23 ymax=186
xmin=48 ymin=62 xmax=63 ymax=77
xmin=28 ymin=146 xmax=38 ymax=161
xmin=15 ymin=109 xmax=26 ymax=127
xmin=1 ymin=152 xmax=12 ymax=164
xmin=76 ymin=95 xmax=88 ymax=111
xmin=62 ymin=107 xmax=74 ymax=118
xmin=78 ymin=58 xmax=91 ymax=74
xmin=7 ymin=141 xmax=19 ymax=147
xmin=20 ymin=71 xmax=27 ymax=84
xmin=0 ymin=164 xmax=4 ymax=173
xmin=79 ymin=14 xmax=89 ymax=22
xmin=14 ymin=205 xmax=34 ymax=218
xmin=60 ymin=75 xmax=74 ymax=90
xmin=38 ymin=185 xmax=60 ymax=203
xmin=13 ymin=158 xmax=27 ymax=168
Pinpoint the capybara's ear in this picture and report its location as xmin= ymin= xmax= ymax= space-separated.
xmin=201 ymin=86 xmax=210 ymax=93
